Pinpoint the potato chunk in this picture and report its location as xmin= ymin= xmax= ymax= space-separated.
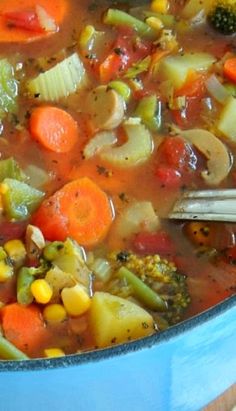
xmin=89 ymin=292 xmax=155 ymax=348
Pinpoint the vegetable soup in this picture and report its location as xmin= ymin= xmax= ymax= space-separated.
xmin=0 ymin=0 xmax=235 ymax=360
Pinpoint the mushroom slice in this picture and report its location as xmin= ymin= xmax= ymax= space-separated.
xmin=25 ymin=224 xmax=45 ymax=260
xmin=85 ymin=85 xmax=125 ymax=130
xmin=100 ymin=118 xmax=153 ymax=167
xmin=181 ymin=128 xmax=232 ymax=185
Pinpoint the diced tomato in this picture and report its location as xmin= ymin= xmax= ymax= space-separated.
xmin=0 ymin=221 xmax=27 ymax=245
xmin=132 ymin=231 xmax=176 ymax=256
xmin=155 ymin=166 xmax=181 ymax=188
xmin=172 ymin=97 xmax=202 ymax=129
xmin=99 ymin=51 xmax=127 ymax=84
xmin=31 ymin=196 xmax=68 ymax=241
xmin=175 ymin=72 xmax=207 ymax=99
xmin=98 ymin=29 xmax=152 ymax=83
xmin=157 ymin=136 xmax=197 ymax=172
xmin=3 ymin=11 xmax=44 ymax=33
xmin=223 ymin=245 xmax=236 ymax=263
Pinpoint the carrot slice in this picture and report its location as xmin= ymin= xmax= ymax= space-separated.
xmin=32 ymin=177 xmax=114 ymax=247
xmin=1 ymin=303 xmax=45 ymax=354
xmin=223 ymin=57 xmax=236 ymax=83
xmin=29 ymin=106 xmax=79 ymax=153
xmin=0 ymin=0 xmax=67 ymax=43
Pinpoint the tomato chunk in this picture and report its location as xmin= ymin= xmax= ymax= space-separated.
xmin=132 ymin=231 xmax=176 ymax=256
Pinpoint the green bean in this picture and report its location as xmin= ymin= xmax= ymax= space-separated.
xmin=17 ymin=267 xmax=34 ymax=305
xmin=43 ymin=241 xmax=64 ymax=261
xmin=0 ymin=335 xmax=29 ymax=360
xmin=117 ymin=266 xmax=167 ymax=311
xmin=103 ymin=9 xmax=156 ymax=39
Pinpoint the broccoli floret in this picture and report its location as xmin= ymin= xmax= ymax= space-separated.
xmin=208 ymin=1 xmax=236 ymax=35
xmin=108 ymin=251 xmax=190 ymax=325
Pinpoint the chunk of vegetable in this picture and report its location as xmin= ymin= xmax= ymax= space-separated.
xmin=108 ymin=80 xmax=131 ymax=102
xmin=118 ymin=266 xmax=167 ymax=311
xmin=103 ymin=9 xmax=156 ymax=39
xmin=113 ymin=201 xmax=160 ymax=240
xmin=52 ymin=238 xmax=91 ymax=287
xmin=0 ymin=178 xmax=44 ymax=220
xmin=61 ymin=283 xmax=91 ymax=316
xmin=17 ymin=267 xmax=34 ymax=305
xmin=217 ymin=97 xmax=236 ymax=141
xmin=1 ymin=303 xmax=45 ymax=353
xmin=0 ymin=335 xmax=29 ymax=360
xmin=85 ymin=86 xmax=125 ymax=130
xmin=83 ymin=131 xmax=117 ymax=159
xmin=135 ymin=95 xmax=161 ymax=131
xmin=89 ymin=291 xmax=155 ymax=348
xmin=181 ymin=128 xmax=232 ymax=185
xmin=4 ymin=239 xmax=26 ymax=266
xmin=158 ymin=52 xmax=216 ymax=89
xmin=100 ymin=118 xmax=153 ymax=167
xmin=29 ymin=106 xmax=79 ymax=153
xmin=181 ymin=0 xmax=212 ymax=18
xmin=45 ymin=266 xmax=75 ymax=300
xmin=32 ymin=177 xmax=113 ymax=247
xmin=0 ymin=0 xmax=67 ymax=43
xmin=0 ymin=259 xmax=14 ymax=282
xmin=0 ymin=158 xmax=26 ymax=182
xmin=27 ymin=53 xmax=87 ymax=101
xmin=31 ymin=279 xmax=53 ymax=304
xmin=0 ymin=59 xmax=18 ymax=119
xmin=43 ymin=304 xmax=67 ymax=324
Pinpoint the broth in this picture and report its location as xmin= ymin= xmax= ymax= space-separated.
xmin=0 ymin=0 xmax=235 ymax=359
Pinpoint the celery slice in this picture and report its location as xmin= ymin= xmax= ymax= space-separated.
xmin=135 ymin=95 xmax=161 ymax=131
xmin=0 ymin=59 xmax=18 ymax=119
xmin=27 ymin=53 xmax=87 ymax=101
xmin=100 ymin=118 xmax=153 ymax=167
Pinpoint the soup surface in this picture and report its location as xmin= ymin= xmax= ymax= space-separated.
xmin=0 ymin=0 xmax=235 ymax=360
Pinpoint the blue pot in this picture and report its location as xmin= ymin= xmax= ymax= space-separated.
xmin=0 ymin=295 xmax=235 ymax=411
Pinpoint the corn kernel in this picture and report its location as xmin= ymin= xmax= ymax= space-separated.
xmin=0 ymin=183 xmax=8 ymax=195
xmin=31 ymin=279 xmax=53 ymax=304
xmin=43 ymin=304 xmax=67 ymax=324
xmin=151 ymin=0 xmax=169 ymax=14
xmin=61 ymin=283 xmax=91 ymax=317
xmin=44 ymin=348 xmax=65 ymax=358
xmin=79 ymin=25 xmax=95 ymax=50
xmin=4 ymin=240 xmax=26 ymax=265
xmin=0 ymin=260 xmax=13 ymax=282
xmin=146 ymin=16 xmax=164 ymax=32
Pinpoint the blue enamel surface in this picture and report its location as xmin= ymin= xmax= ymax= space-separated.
xmin=0 ymin=296 xmax=235 ymax=411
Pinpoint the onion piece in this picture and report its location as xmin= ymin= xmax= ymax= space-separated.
xmin=24 ymin=164 xmax=51 ymax=188
xmin=83 ymin=131 xmax=117 ymax=159
xmin=36 ymin=5 xmax=58 ymax=32
xmin=205 ymin=74 xmax=230 ymax=105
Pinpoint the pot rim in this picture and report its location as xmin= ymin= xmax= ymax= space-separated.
xmin=0 ymin=295 xmax=235 ymax=372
